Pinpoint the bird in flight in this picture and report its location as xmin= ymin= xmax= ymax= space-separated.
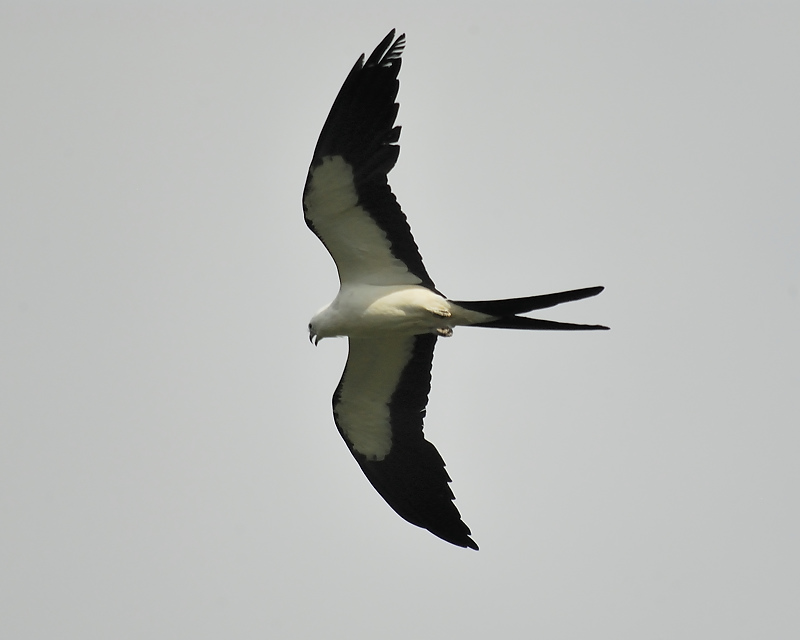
xmin=302 ymin=30 xmax=608 ymax=550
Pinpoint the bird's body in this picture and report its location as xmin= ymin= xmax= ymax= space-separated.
xmin=302 ymin=30 xmax=607 ymax=550
xmin=309 ymin=284 xmax=491 ymax=342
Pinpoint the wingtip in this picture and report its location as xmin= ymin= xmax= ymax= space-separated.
xmin=367 ymin=29 xmax=406 ymax=67
xmin=431 ymin=529 xmax=479 ymax=550
xmin=435 ymin=525 xmax=479 ymax=550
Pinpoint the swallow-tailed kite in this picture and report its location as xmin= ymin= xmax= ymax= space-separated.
xmin=303 ymin=30 xmax=608 ymax=550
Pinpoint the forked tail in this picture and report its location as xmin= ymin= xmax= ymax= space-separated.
xmin=451 ymin=286 xmax=609 ymax=331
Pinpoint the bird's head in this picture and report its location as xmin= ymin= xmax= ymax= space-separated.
xmin=308 ymin=321 xmax=320 ymax=346
xmin=308 ymin=304 xmax=335 ymax=346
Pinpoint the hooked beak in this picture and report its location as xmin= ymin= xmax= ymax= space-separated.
xmin=309 ymin=332 xmax=319 ymax=346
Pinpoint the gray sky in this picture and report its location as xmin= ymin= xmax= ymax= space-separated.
xmin=2 ymin=2 xmax=798 ymax=638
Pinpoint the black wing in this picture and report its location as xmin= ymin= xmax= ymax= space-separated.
xmin=302 ymin=30 xmax=439 ymax=291
xmin=333 ymin=333 xmax=477 ymax=549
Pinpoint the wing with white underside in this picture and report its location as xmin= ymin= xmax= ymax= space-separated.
xmin=333 ymin=334 xmax=477 ymax=549
xmin=302 ymin=30 xmax=438 ymax=292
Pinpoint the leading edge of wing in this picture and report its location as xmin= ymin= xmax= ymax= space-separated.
xmin=333 ymin=333 xmax=478 ymax=550
xmin=303 ymin=30 xmax=439 ymax=292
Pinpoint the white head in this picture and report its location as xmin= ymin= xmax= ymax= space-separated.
xmin=308 ymin=304 xmax=335 ymax=345
xmin=308 ymin=318 xmax=320 ymax=345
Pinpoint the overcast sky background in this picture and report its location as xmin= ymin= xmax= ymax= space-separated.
xmin=2 ymin=2 xmax=798 ymax=638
